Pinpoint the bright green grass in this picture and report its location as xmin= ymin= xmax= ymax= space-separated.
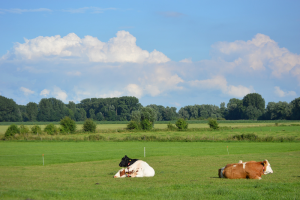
xmin=0 ymin=142 xmax=299 ymax=199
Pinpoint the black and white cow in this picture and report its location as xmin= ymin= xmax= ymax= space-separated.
xmin=114 ymin=155 xmax=155 ymax=178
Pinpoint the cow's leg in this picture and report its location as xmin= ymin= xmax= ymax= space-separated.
xmin=249 ymin=173 xmax=261 ymax=180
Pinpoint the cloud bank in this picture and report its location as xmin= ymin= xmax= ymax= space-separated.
xmin=1 ymin=32 xmax=299 ymax=105
xmin=3 ymin=31 xmax=170 ymax=64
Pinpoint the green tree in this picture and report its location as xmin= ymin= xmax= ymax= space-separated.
xmin=37 ymin=98 xmax=68 ymax=121
xmin=31 ymin=125 xmax=42 ymax=135
xmin=175 ymin=118 xmax=188 ymax=130
xmin=60 ymin=116 xmax=77 ymax=133
xmin=44 ymin=124 xmax=58 ymax=135
xmin=83 ymin=118 xmax=97 ymax=132
xmin=290 ymin=97 xmax=300 ymax=120
xmin=208 ymin=118 xmax=219 ymax=129
xmin=127 ymin=120 xmax=140 ymax=130
xmin=226 ymin=98 xmax=244 ymax=120
xmin=19 ymin=125 xmax=30 ymax=135
xmin=0 ymin=96 xmax=22 ymax=122
xmin=5 ymin=124 xmax=20 ymax=137
xmin=130 ymin=110 xmax=141 ymax=122
xmin=140 ymin=107 xmax=157 ymax=127
xmin=26 ymin=102 xmax=38 ymax=121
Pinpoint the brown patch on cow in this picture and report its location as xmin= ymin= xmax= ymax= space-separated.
xmin=120 ymin=169 xmax=126 ymax=177
xmin=222 ymin=161 xmax=265 ymax=179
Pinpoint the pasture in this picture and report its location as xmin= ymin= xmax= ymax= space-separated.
xmin=0 ymin=142 xmax=299 ymax=199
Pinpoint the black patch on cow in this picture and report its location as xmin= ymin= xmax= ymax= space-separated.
xmin=119 ymin=155 xmax=139 ymax=167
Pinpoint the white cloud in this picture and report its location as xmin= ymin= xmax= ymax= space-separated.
xmin=143 ymin=67 xmax=184 ymax=97
xmin=5 ymin=31 xmax=170 ymax=64
xmin=66 ymin=71 xmax=81 ymax=76
xmin=179 ymin=58 xmax=192 ymax=63
xmin=274 ymin=86 xmax=296 ymax=97
xmin=189 ymin=75 xmax=255 ymax=97
xmin=20 ymin=87 xmax=34 ymax=96
xmin=211 ymin=33 xmax=300 ymax=78
xmin=62 ymin=7 xmax=116 ymax=14
xmin=40 ymin=89 xmax=50 ymax=97
xmin=98 ymin=91 xmax=123 ymax=98
xmin=52 ymin=87 xmax=68 ymax=102
xmin=125 ymin=84 xmax=143 ymax=98
xmin=0 ymin=8 xmax=52 ymax=14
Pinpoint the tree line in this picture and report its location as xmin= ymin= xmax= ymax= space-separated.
xmin=0 ymin=93 xmax=299 ymax=122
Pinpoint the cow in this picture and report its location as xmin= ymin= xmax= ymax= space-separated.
xmin=218 ymin=160 xmax=273 ymax=179
xmin=114 ymin=155 xmax=155 ymax=178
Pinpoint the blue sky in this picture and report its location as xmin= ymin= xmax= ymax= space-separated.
xmin=0 ymin=0 xmax=299 ymax=110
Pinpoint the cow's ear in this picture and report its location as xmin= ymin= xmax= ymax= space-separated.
xmin=263 ymin=160 xmax=267 ymax=166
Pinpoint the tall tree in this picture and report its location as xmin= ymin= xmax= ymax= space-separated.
xmin=290 ymin=97 xmax=300 ymax=120
xmin=26 ymin=102 xmax=38 ymax=121
xmin=0 ymin=95 xmax=22 ymax=122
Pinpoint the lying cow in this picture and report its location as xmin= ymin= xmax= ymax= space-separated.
xmin=218 ymin=160 xmax=273 ymax=179
xmin=114 ymin=155 xmax=155 ymax=178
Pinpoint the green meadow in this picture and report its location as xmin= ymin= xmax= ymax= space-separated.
xmin=0 ymin=142 xmax=299 ymax=199
xmin=0 ymin=121 xmax=300 ymax=199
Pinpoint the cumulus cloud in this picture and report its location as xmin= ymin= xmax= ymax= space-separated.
xmin=189 ymin=75 xmax=255 ymax=97
xmin=40 ymin=89 xmax=50 ymax=97
xmin=125 ymin=84 xmax=143 ymax=98
xmin=4 ymin=31 xmax=170 ymax=64
xmin=20 ymin=87 xmax=34 ymax=96
xmin=52 ymin=87 xmax=68 ymax=102
xmin=143 ymin=67 xmax=184 ymax=97
xmin=274 ymin=86 xmax=296 ymax=97
xmin=211 ymin=33 xmax=300 ymax=78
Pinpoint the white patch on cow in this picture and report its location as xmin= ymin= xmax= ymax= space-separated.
xmin=233 ymin=165 xmax=236 ymax=167
xmin=114 ymin=160 xmax=155 ymax=178
xmin=243 ymin=162 xmax=246 ymax=169
xmin=263 ymin=160 xmax=274 ymax=174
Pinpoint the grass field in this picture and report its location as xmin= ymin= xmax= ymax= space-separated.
xmin=0 ymin=142 xmax=299 ymax=199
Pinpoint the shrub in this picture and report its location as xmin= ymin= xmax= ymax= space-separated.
xmin=31 ymin=125 xmax=42 ymax=135
xmin=167 ymin=122 xmax=177 ymax=130
xmin=141 ymin=119 xmax=152 ymax=130
xmin=175 ymin=118 xmax=188 ymax=130
xmin=44 ymin=123 xmax=58 ymax=135
xmin=127 ymin=120 xmax=140 ymax=130
xmin=60 ymin=116 xmax=77 ymax=134
xmin=83 ymin=118 xmax=97 ymax=132
xmin=208 ymin=118 xmax=219 ymax=129
xmin=232 ymin=133 xmax=258 ymax=141
xmin=19 ymin=125 xmax=30 ymax=135
xmin=5 ymin=124 xmax=20 ymax=137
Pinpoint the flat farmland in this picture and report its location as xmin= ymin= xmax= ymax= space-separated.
xmin=0 ymin=142 xmax=299 ymax=199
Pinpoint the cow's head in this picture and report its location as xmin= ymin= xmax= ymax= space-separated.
xmin=114 ymin=169 xmax=126 ymax=178
xmin=119 ymin=155 xmax=130 ymax=167
xmin=263 ymin=160 xmax=273 ymax=174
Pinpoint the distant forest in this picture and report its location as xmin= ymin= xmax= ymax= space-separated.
xmin=0 ymin=93 xmax=299 ymax=122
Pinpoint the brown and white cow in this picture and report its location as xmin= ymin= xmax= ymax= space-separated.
xmin=218 ymin=160 xmax=273 ymax=179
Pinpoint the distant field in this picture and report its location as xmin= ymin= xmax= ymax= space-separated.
xmin=0 ymin=142 xmax=299 ymax=199
xmin=1 ymin=121 xmax=300 ymax=141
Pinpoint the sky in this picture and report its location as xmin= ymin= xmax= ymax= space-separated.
xmin=0 ymin=0 xmax=299 ymax=110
